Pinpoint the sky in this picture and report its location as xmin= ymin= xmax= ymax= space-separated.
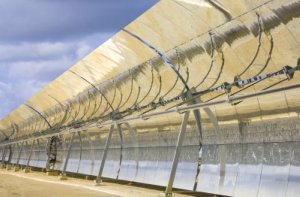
xmin=0 ymin=0 xmax=158 ymax=119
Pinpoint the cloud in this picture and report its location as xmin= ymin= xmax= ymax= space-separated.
xmin=0 ymin=0 xmax=158 ymax=119
xmin=0 ymin=42 xmax=71 ymax=62
xmin=0 ymin=0 xmax=158 ymax=43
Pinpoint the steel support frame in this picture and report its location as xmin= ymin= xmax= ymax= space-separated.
xmin=0 ymin=146 xmax=7 ymax=169
xmin=8 ymin=144 xmax=15 ymax=164
xmin=24 ymin=140 xmax=35 ymax=172
xmin=0 ymin=83 xmax=299 ymax=147
xmin=95 ymin=124 xmax=115 ymax=184
xmin=164 ymin=111 xmax=190 ymax=196
xmin=15 ymin=142 xmax=24 ymax=169
xmin=60 ymin=133 xmax=75 ymax=179
xmin=116 ymin=123 xmax=124 ymax=180
xmin=1 ymin=146 xmax=6 ymax=167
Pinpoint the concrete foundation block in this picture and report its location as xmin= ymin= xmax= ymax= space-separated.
xmin=23 ymin=167 xmax=30 ymax=173
xmin=93 ymin=179 xmax=102 ymax=186
xmin=59 ymin=173 xmax=68 ymax=180
xmin=46 ymin=170 xmax=59 ymax=176
xmin=6 ymin=164 xmax=12 ymax=170
xmin=13 ymin=166 xmax=20 ymax=172
xmin=0 ymin=163 xmax=6 ymax=169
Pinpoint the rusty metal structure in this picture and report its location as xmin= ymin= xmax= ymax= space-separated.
xmin=1 ymin=0 xmax=300 ymax=196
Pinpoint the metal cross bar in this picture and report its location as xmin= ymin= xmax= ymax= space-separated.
xmin=60 ymin=133 xmax=75 ymax=178
xmin=165 ymin=111 xmax=190 ymax=196
xmin=95 ymin=124 xmax=115 ymax=184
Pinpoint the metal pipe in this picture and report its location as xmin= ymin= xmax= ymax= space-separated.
xmin=1 ymin=83 xmax=300 ymax=146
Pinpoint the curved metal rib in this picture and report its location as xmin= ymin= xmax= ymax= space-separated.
xmin=25 ymin=104 xmax=52 ymax=129
xmin=123 ymin=29 xmax=190 ymax=91
xmin=68 ymin=70 xmax=114 ymax=111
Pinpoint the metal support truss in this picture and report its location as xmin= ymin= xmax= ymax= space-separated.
xmin=164 ymin=111 xmax=190 ymax=196
xmin=95 ymin=124 xmax=115 ymax=184
xmin=7 ymin=145 xmax=14 ymax=164
xmin=116 ymin=123 xmax=124 ymax=180
xmin=16 ymin=142 xmax=24 ymax=166
xmin=1 ymin=83 xmax=300 ymax=147
xmin=60 ymin=133 xmax=75 ymax=180
xmin=1 ymin=146 xmax=6 ymax=163
xmin=0 ymin=146 xmax=7 ymax=168
xmin=24 ymin=140 xmax=35 ymax=172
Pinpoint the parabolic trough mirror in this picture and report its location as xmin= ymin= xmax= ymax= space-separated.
xmin=1 ymin=0 xmax=300 ymax=196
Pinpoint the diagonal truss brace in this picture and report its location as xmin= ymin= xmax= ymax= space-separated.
xmin=95 ymin=124 xmax=115 ymax=184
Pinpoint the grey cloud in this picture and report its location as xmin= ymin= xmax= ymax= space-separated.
xmin=0 ymin=0 xmax=158 ymax=119
xmin=0 ymin=0 xmax=158 ymax=43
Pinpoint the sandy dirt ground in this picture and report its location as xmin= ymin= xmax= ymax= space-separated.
xmin=0 ymin=169 xmax=196 ymax=197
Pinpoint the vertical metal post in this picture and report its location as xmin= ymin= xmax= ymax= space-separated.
xmin=59 ymin=133 xmax=75 ymax=180
xmin=164 ymin=111 xmax=190 ymax=196
xmin=116 ymin=123 xmax=124 ymax=180
xmin=16 ymin=142 xmax=24 ymax=166
xmin=24 ymin=140 xmax=35 ymax=172
xmin=76 ymin=131 xmax=82 ymax=173
xmin=95 ymin=124 xmax=115 ymax=184
xmin=192 ymin=109 xmax=203 ymax=191
xmin=2 ymin=146 xmax=7 ymax=162
xmin=0 ymin=146 xmax=6 ymax=169
xmin=8 ymin=144 xmax=15 ymax=164
xmin=5 ymin=144 xmax=14 ymax=170
xmin=0 ymin=146 xmax=6 ymax=168
xmin=1 ymin=146 xmax=6 ymax=162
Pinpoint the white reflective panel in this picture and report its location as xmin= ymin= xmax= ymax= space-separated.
xmin=118 ymin=146 xmax=138 ymax=181
xmin=66 ymin=151 xmax=80 ymax=173
xmin=102 ymin=150 xmax=121 ymax=179
xmin=101 ymin=131 xmax=121 ymax=179
xmin=78 ymin=150 xmax=94 ymax=175
xmin=234 ymin=144 xmax=264 ymax=197
xmin=197 ymin=145 xmax=220 ymax=194
xmin=286 ymin=142 xmax=300 ymax=197
xmin=10 ymin=144 xmax=20 ymax=164
xmin=134 ymin=147 xmax=158 ymax=184
xmin=173 ymin=146 xmax=198 ymax=190
xmin=257 ymin=143 xmax=291 ymax=197
xmin=217 ymin=144 xmax=241 ymax=196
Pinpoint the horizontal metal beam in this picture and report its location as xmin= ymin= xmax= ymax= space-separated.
xmin=1 ymin=82 xmax=300 ymax=146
